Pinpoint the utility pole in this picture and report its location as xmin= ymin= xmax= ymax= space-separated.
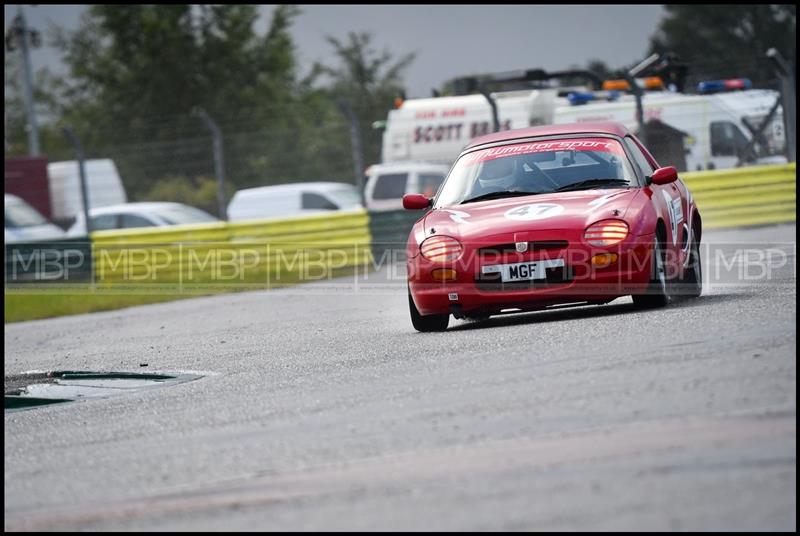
xmin=193 ymin=108 xmax=227 ymax=220
xmin=6 ymin=5 xmax=42 ymax=155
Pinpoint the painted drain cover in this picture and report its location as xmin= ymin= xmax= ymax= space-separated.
xmin=4 ymin=371 xmax=203 ymax=412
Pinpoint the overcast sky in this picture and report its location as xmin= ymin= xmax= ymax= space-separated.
xmin=5 ymin=4 xmax=665 ymax=98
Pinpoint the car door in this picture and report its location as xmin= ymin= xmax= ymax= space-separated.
xmin=709 ymin=121 xmax=749 ymax=170
xmin=625 ymin=136 xmax=690 ymax=274
xmin=368 ymin=172 xmax=409 ymax=212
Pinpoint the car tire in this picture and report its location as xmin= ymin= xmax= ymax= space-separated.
xmin=680 ymin=231 xmax=702 ymax=299
xmin=632 ymin=236 xmax=670 ymax=309
xmin=409 ymin=287 xmax=449 ymax=332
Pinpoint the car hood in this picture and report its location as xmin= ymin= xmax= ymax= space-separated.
xmin=425 ymin=188 xmax=641 ymax=242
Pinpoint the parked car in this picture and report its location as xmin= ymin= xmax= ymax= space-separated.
xmin=66 ymin=202 xmax=219 ymax=236
xmin=403 ymin=121 xmax=702 ymax=331
xmin=227 ymin=181 xmax=362 ymax=222
xmin=5 ymin=193 xmax=67 ymax=244
xmin=363 ymin=162 xmax=449 ymax=212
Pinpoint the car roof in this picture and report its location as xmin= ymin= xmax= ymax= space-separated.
xmin=465 ymin=121 xmax=633 ymax=150
xmin=88 ymin=202 xmax=192 ymax=215
xmin=232 ymin=181 xmax=356 ymax=197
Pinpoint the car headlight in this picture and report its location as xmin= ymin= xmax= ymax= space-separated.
xmin=420 ymin=235 xmax=463 ymax=262
xmin=584 ymin=220 xmax=629 ymax=247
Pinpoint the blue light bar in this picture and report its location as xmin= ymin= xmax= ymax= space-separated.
xmin=697 ymin=78 xmax=753 ymax=93
xmin=568 ymin=92 xmax=597 ymax=105
xmin=568 ymin=90 xmax=621 ymax=105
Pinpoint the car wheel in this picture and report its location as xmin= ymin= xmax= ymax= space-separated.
xmin=632 ymin=236 xmax=670 ymax=309
xmin=680 ymin=231 xmax=702 ymax=299
xmin=408 ymin=287 xmax=449 ymax=332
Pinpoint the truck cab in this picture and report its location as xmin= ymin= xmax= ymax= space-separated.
xmin=553 ymin=85 xmax=786 ymax=172
xmin=363 ymin=162 xmax=450 ymax=212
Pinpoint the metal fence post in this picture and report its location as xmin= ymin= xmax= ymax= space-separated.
xmin=61 ymin=126 xmax=92 ymax=235
xmin=767 ymin=48 xmax=796 ymax=163
xmin=337 ymin=99 xmax=366 ymax=205
xmin=61 ymin=125 xmax=94 ymax=286
xmin=193 ymin=108 xmax=228 ymax=220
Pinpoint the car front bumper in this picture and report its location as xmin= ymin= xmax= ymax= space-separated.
xmin=408 ymin=234 xmax=655 ymax=316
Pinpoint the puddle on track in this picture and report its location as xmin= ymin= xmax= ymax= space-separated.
xmin=4 ymin=371 xmax=203 ymax=412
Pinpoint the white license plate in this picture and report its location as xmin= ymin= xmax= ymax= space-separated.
xmin=482 ymin=259 xmax=565 ymax=282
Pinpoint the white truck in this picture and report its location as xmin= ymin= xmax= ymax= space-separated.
xmin=47 ymin=158 xmax=128 ymax=225
xmin=380 ymin=82 xmax=786 ymax=172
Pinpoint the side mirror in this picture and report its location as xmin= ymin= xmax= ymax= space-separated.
xmin=650 ymin=166 xmax=678 ymax=185
xmin=403 ymin=194 xmax=432 ymax=210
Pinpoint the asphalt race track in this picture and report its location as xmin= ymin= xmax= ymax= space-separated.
xmin=4 ymin=224 xmax=796 ymax=531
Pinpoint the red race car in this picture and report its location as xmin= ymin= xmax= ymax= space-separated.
xmin=402 ymin=122 xmax=702 ymax=332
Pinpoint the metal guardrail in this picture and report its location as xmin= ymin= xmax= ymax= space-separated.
xmin=367 ymin=209 xmax=426 ymax=264
xmin=43 ymin=164 xmax=793 ymax=286
xmin=90 ymin=210 xmax=372 ymax=285
xmin=681 ymin=163 xmax=796 ymax=229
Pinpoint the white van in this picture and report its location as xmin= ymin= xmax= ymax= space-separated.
xmin=227 ymin=181 xmax=363 ymax=222
xmin=47 ymin=159 xmax=128 ymax=222
xmin=363 ymin=162 xmax=449 ymax=212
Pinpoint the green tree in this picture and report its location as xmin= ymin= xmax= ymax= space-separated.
xmin=649 ymin=5 xmax=796 ymax=88
xmin=4 ymin=52 xmax=71 ymax=157
xmin=143 ymin=176 xmax=235 ymax=217
xmin=585 ymin=59 xmax=616 ymax=81
xmin=313 ymin=32 xmax=415 ymax=167
xmin=51 ymin=4 xmax=309 ymax=197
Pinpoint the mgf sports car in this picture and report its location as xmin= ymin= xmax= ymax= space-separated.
xmin=403 ymin=122 xmax=702 ymax=332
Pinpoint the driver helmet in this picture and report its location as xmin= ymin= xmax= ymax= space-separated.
xmin=477 ymin=157 xmax=516 ymax=189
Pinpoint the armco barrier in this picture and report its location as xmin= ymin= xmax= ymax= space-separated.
xmin=365 ymin=164 xmax=796 ymax=257
xmin=87 ymin=163 xmax=795 ymax=286
xmin=680 ymin=163 xmax=795 ymax=229
xmin=5 ymin=237 xmax=93 ymax=284
xmin=91 ymin=210 xmax=373 ymax=286
xmin=367 ymin=209 xmax=425 ymax=263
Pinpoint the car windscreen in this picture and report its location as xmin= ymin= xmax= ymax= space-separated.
xmin=372 ymin=173 xmax=408 ymax=200
xmin=5 ymin=199 xmax=49 ymax=228
xmin=325 ymin=186 xmax=363 ymax=208
xmin=435 ymin=137 xmax=637 ymax=207
xmin=154 ymin=205 xmax=219 ymax=225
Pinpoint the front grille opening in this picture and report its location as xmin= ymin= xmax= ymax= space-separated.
xmin=478 ymin=240 xmax=569 ymax=256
